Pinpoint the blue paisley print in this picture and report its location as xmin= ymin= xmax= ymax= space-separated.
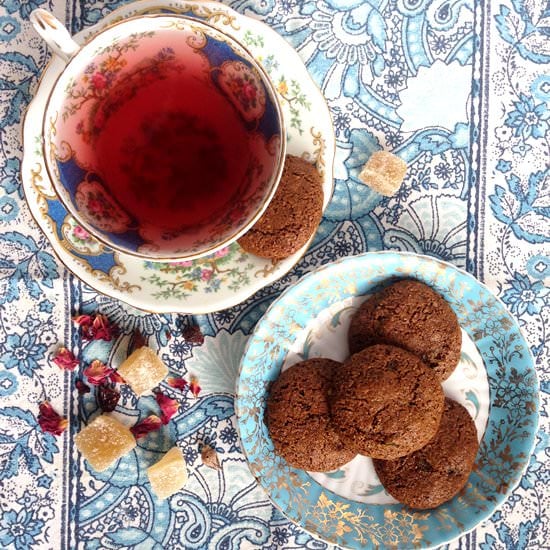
xmin=0 ymin=0 xmax=548 ymax=548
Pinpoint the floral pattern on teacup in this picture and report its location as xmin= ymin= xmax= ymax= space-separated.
xmin=74 ymin=178 xmax=132 ymax=233
xmin=63 ymin=33 xmax=180 ymax=144
xmin=61 ymin=216 xmax=105 ymax=255
xmin=71 ymin=223 xmax=91 ymax=243
xmin=217 ymin=61 xmax=266 ymax=122
xmin=48 ymin=20 xmax=282 ymax=259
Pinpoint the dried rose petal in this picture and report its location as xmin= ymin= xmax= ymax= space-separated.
xmin=129 ymin=330 xmax=146 ymax=354
xmin=75 ymin=379 xmax=90 ymax=394
xmin=189 ymin=376 xmax=201 ymax=398
xmin=73 ymin=314 xmax=94 ymax=340
xmin=130 ymin=415 xmax=162 ymax=440
xmin=38 ymin=401 xmax=68 ymax=436
xmin=97 ymin=384 xmax=120 ymax=412
xmin=92 ymin=314 xmax=118 ymax=341
xmin=166 ymin=376 xmax=188 ymax=391
xmin=109 ymin=370 xmax=125 ymax=384
xmin=73 ymin=313 xmax=118 ymax=341
xmin=52 ymin=347 xmax=79 ymax=371
xmin=83 ymin=360 xmax=114 ymax=385
xmin=155 ymin=391 xmax=179 ymax=425
xmin=182 ymin=325 xmax=204 ymax=345
xmin=201 ymin=444 xmax=221 ymax=470
xmin=73 ymin=314 xmax=93 ymax=325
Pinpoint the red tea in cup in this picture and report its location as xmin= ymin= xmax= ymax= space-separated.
xmin=37 ymin=14 xmax=285 ymax=259
xmin=93 ymin=53 xmax=257 ymax=233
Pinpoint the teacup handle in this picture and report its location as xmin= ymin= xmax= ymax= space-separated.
xmin=30 ymin=9 xmax=80 ymax=63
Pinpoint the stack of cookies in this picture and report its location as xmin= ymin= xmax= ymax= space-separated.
xmin=266 ymin=280 xmax=479 ymax=510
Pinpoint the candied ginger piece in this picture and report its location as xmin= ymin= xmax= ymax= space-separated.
xmin=74 ymin=414 xmax=136 ymax=472
xmin=147 ymin=446 xmax=188 ymax=500
xmin=117 ymin=346 xmax=168 ymax=396
xmin=358 ymin=150 xmax=407 ymax=197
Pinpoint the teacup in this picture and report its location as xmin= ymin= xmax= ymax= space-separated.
xmin=30 ymin=9 xmax=285 ymax=260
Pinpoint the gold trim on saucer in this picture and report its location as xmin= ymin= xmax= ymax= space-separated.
xmin=24 ymin=160 xmax=142 ymax=294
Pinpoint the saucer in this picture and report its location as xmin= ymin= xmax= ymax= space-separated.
xmin=236 ymin=252 xmax=539 ymax=549
xmin=22 ymin=0 xmax=336 ymax=313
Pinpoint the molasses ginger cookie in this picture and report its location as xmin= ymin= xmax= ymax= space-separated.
xmin=331 ymin=344 xmax=444 ymax=460
xmin=266 ymin=358 xmax=355 ymax=472
xmin=348 ymin=279 xmax=461 ymax=381
xmin=238 ymin=155 xmax=323 ymax=259
xmin=373 ymin=398 xmax=479 ymax=509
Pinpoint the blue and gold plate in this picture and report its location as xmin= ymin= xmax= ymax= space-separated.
xmin=236 ymin=251 xmax=539 ymax=549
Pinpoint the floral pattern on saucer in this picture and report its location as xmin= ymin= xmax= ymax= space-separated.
xmin=142 ymin=243 xmax=256 ymax=299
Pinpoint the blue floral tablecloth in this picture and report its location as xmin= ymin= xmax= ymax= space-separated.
xmin=0 ymin=0 xmax=548 ymax=549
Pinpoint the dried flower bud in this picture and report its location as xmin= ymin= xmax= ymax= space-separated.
xmin=52 ymin=347 xmax=79 ymax=371
xmin=182 ymin=325 xmax=204 ymax=345
xmin=130 ymin=415 xmax=162 ymax=440
xmin=38 ymin=401 xmax=68 ymax=436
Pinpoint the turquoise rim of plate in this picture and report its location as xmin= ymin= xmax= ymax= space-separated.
xmin=235 ymin=251 xmax=539 ymax=550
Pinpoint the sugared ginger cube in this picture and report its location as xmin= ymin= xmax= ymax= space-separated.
xmin=147 ymin=446 xmax=188 ymax=500
xmin=118 ymin=346 xmax=168 ymax=396
xmin=74 ymin=414 xmax=136 ymax=472
xmin=358 ymin=150 xmax=407 ymax=197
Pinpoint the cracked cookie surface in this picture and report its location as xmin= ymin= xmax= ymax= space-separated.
xmin=348 ymin=279 xmax=462 ymax=381
xmin=266 ymin=358 xmax=355 ymax=472
xmin=237 ymin=155 xmax=323 ymax=259
xmin=331 ymin=344 xmax=444 ymax=459
xmin=373 ymin=398 xmax=479 ymax=509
